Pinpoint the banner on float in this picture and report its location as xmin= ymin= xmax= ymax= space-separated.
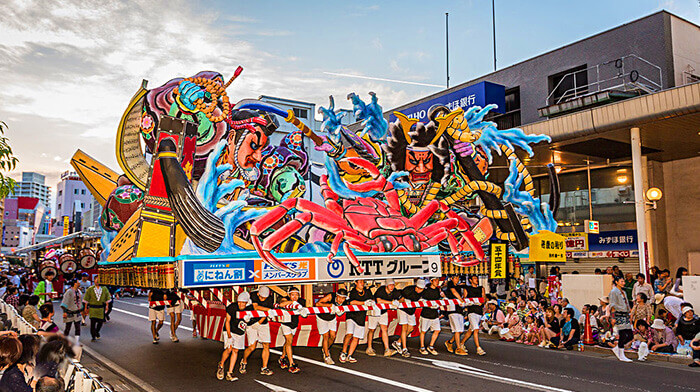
xmin=178 ymin=252 xmax=440 ymax=288
xmin=528 ymin=230 xmax=566 ymax=262
xmin=490 ymin=242 xmax=507 ymax=279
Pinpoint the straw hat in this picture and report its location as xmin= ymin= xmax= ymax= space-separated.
xmin=654 ymin=293 xmax=665 ymax=305
xmin=651 ymin=319 xmax=666 ymax=330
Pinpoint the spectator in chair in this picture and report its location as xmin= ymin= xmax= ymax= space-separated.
xmin=34 ymin=376 xmax=65 ymax=392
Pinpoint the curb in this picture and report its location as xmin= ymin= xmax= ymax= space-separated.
xmin=440 ymin=326 xmax=692 ymax=365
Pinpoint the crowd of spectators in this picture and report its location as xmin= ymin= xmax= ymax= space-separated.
xmin=480 ymin=265 xmax=699 ymax=367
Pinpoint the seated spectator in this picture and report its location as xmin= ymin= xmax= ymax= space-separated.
xmin=34 ymin=376 xmax=65 ymax=392
xmin=596 ymin=297 xmax=611 ymax=333
xmin=650 ymin=318 xmax=678 ymax=353
xmin=520 ymin=315 xmax=540 ymax=345
xmin=38 ymin=303 xmax=60 ymax=335
xmin=16 ymin=294 xmax=29 ymax=314
xmin=559 ymin=308 xmax=580 ymax=350
xmin=552 ymin=304 xmax=564 ymax=323
xmin=654 ymin=293 xmax=683 ymax=321
xmin=654 ymin=269 xmax=672 ymax=295
xmin=594 ymin=268 xmax=603 ymax=275
xmin=632 ymin=273 xmax=654 ymax=301
xmin=22 ymin=295 xmax=41 ymax=328
xmin=578 ymin=304 xmax=598 ymax=329
xmin=633 ymin=320 xmax=652 ymax=361
xmin=561 ymin=298 xmax=580 ymax=320
xmin=526 ymin=288 xmax=539 ymax=303
xmin=0 ymin=334 xmax=41 ymax=392
xmin=5 ymin=287 xmax=19 ymax=309
xmin=34 ymin=339 xmax=69 ymax=378
xmin=689 ymin=331 xmax=700 ymax=368
xmin=0 ymin=336 xmax=22 ymax=372
xmin=482 ymin=300 xmax=505 ymax=335
xmin=675 ymin=306 xmax=700 ymax=355
xmin=630 ymin=293 xmax=653 ymax=326
xmin=538 ymin=307 xmax=560 ymax=348
xmin=499 ymin=303 xmax=522 ymax=341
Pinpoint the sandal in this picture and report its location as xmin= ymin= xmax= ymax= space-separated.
xmin=225 ymin=371 xmax=238 ymax=382
xmin=216 ymin=365 xmax=224 ymax=380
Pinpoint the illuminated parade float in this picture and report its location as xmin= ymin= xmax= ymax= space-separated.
xmin=64 ymin=67 xmax=562 ymax=346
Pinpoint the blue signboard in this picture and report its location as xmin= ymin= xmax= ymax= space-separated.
xmin=182 ymin=259 xmax=255 ymax=287
xmin=588 ymin=230 xmax=637 ymax=251
xmin=388 ymin=81 xmax=506 ymax=123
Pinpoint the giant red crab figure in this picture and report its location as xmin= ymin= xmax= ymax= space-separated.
xmin=250 ymin=157 xmax=485 ymax=274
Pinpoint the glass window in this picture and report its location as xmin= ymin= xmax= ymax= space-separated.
xmin=293 ymin=108 xmax=308 ymax=119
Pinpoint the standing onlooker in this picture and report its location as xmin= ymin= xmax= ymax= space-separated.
xmin=61 ymin=279 xmax=83 ymax=341
xmin=524 ymin=266 xmax=537 ymax=292
xmin=654 ymin=293 xmax=683 ymax=321
xmin=148 ymin=288 xmax=166 ymax=344
xmin=33 ymin=270 xmax=56 ymax=306
xmin=630 ymin=293 xmax=653 ymax=326
xmin=609 ymin=276 xmax=633 ymax=362
xmin=632 ymin=273 xmax=654 ymax=302
xmin=83 ymin=279 xmax=112 ymax=341
xmin=79 ymin=273 xmax=92 ymax=326
xmin=648 ymin=267 xmax=660 ymax=286
xmin=22 ymin=295 xmax=41 ymax=328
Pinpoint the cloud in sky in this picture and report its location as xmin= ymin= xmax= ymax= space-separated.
xmin=0 ymin=0 xmax=433 ymax=210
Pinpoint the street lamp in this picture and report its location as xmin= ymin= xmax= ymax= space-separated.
xmin=645 ymin=187 xmax=662 ymax=210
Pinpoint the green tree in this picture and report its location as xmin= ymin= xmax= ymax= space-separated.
xmin=0 ymin=121 xmax=19 ymax=198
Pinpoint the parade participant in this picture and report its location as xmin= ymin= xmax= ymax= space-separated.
xmin=460 ymin=274 xmax=486 ymax=356
xmin=391 ymin=279 xmax=425 ymax=357
xmin=166 ymin=290 xmax=183 ymax=343
xmin=609 ymin=276 xmax=633 ymax=362
xmin=419 ymin=277 xmax=443 ymax=355
xmin=60 ymin=280 xmax=83 ymax=341
xmin=217 ymin=291 xmax=253 ymax=382
xmin=444 ymin=274 xmax=468 ymax=356
xmin=315 ymin=288 xmax=348 ymax=364
xmin=240 ymin=286 xmax=275 ymax=375
xmin=340 ymin=280 xmax=373 ymax=364
xmin=148 ymin=288 xmax=167 ymax=344
xmin=278 ymin=287 xmax=307 ymax=373
xmin=367 ymin=279 xmax=400 ymax=357
xmin=79 ymin=273 xmax=92 ymax=325
xmin=83 ymin=279 xmax=111 ymax=341
xmin=33 ymin=270 xmax=56 ymax=306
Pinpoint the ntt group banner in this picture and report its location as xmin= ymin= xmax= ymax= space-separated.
xmin=178 ymin=252 xmax=440 ymax=288
xmin=388 ymin=81 xmax=506 ymax=124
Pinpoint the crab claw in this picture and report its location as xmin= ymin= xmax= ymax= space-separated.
xmin=251 ymin=236 xmax=298 ymax=275
xmin=341 ymin=157 xmax=389 ymax=193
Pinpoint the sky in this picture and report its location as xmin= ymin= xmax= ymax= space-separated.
xmin=0 ymin=0 xmax=698 ymax=213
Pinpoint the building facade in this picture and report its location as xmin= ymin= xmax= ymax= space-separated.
xmin=52 ymin=171 xmax=94 ymax=236
xmin=382 ymin=11 xmax=700 ymax=274
xmin=13 ymin=172 xmax=50 ymax=208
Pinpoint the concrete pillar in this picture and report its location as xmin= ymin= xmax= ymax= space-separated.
xmin=631 ymin=128 xmax=649 ymax=279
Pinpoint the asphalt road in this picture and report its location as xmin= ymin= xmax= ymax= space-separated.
xmin=59 ymin=297 xmax=699 ymax=392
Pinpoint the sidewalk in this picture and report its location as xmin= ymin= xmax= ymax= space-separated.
xmin=439 ymin=325 xmax=693 ymax=365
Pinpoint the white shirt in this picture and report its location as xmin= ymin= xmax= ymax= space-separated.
xmin=663 ymin=296 xmax=683 ymax=319
xmin=9 ymin=275 xmax=20 ymax=287
xmin=578 ymin=314 xmax=598 ymax=328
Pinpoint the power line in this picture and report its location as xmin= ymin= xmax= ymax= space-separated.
xmin=323 ymin=72 xmax=443 ymax=88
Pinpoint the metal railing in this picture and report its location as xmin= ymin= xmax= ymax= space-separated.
xmin=0 ymin=300 xmax=112 ymax=392
xmin=546 ymin=54 xmax=663 ymax=105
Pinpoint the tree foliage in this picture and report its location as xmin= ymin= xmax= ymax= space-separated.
xmin=0 ymin=121 xmax=19 ymax=198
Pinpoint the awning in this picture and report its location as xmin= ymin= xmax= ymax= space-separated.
xmin=10 ymin=230 xmax=102 ymax=255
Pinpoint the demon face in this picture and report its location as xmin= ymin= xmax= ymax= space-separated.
xmin=405 ymin=147 xmax=433 ymax=184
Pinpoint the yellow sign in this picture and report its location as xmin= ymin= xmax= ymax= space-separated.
xmin=529 ymin=230 xmax=566 ymax=263
xmin=561 ymin=232 xmax=588 ymax=251
xmin=490 ymin=243 xmax=507 ymax=279
xmin=62 ymin=216 xmax=70 ymax=236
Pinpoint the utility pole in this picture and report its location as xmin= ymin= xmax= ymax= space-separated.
xmin=492 ymin=0 xmax=497 ymax=71
xmin=446 ymin=12 xmax=450 ymax=88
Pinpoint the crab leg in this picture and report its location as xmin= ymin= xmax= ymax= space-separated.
xmin=343 ymin=242 xmax=365 ymax=274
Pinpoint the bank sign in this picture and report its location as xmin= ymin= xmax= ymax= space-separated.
xmin=388 ymin=81 xmax=506 ymax=124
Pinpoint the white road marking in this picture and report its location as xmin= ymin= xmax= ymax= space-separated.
xmin=110 ymin=307 xmax=194 ymax=331
xmin=412 ymin=357 xmax=492 ymax=373
xmin=113 ymin=299 xmax=192 ymax=315
xmin=268 ymin=349 xmax=434 ymax=392
xmin=255 ymin=380 xmax=298 ymax=392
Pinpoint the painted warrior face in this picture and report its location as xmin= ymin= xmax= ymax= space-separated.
xmin=227 ymin=126 xmax=268 ymax=177
xmin=405 ymin=147 xmax=433 ymax=183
